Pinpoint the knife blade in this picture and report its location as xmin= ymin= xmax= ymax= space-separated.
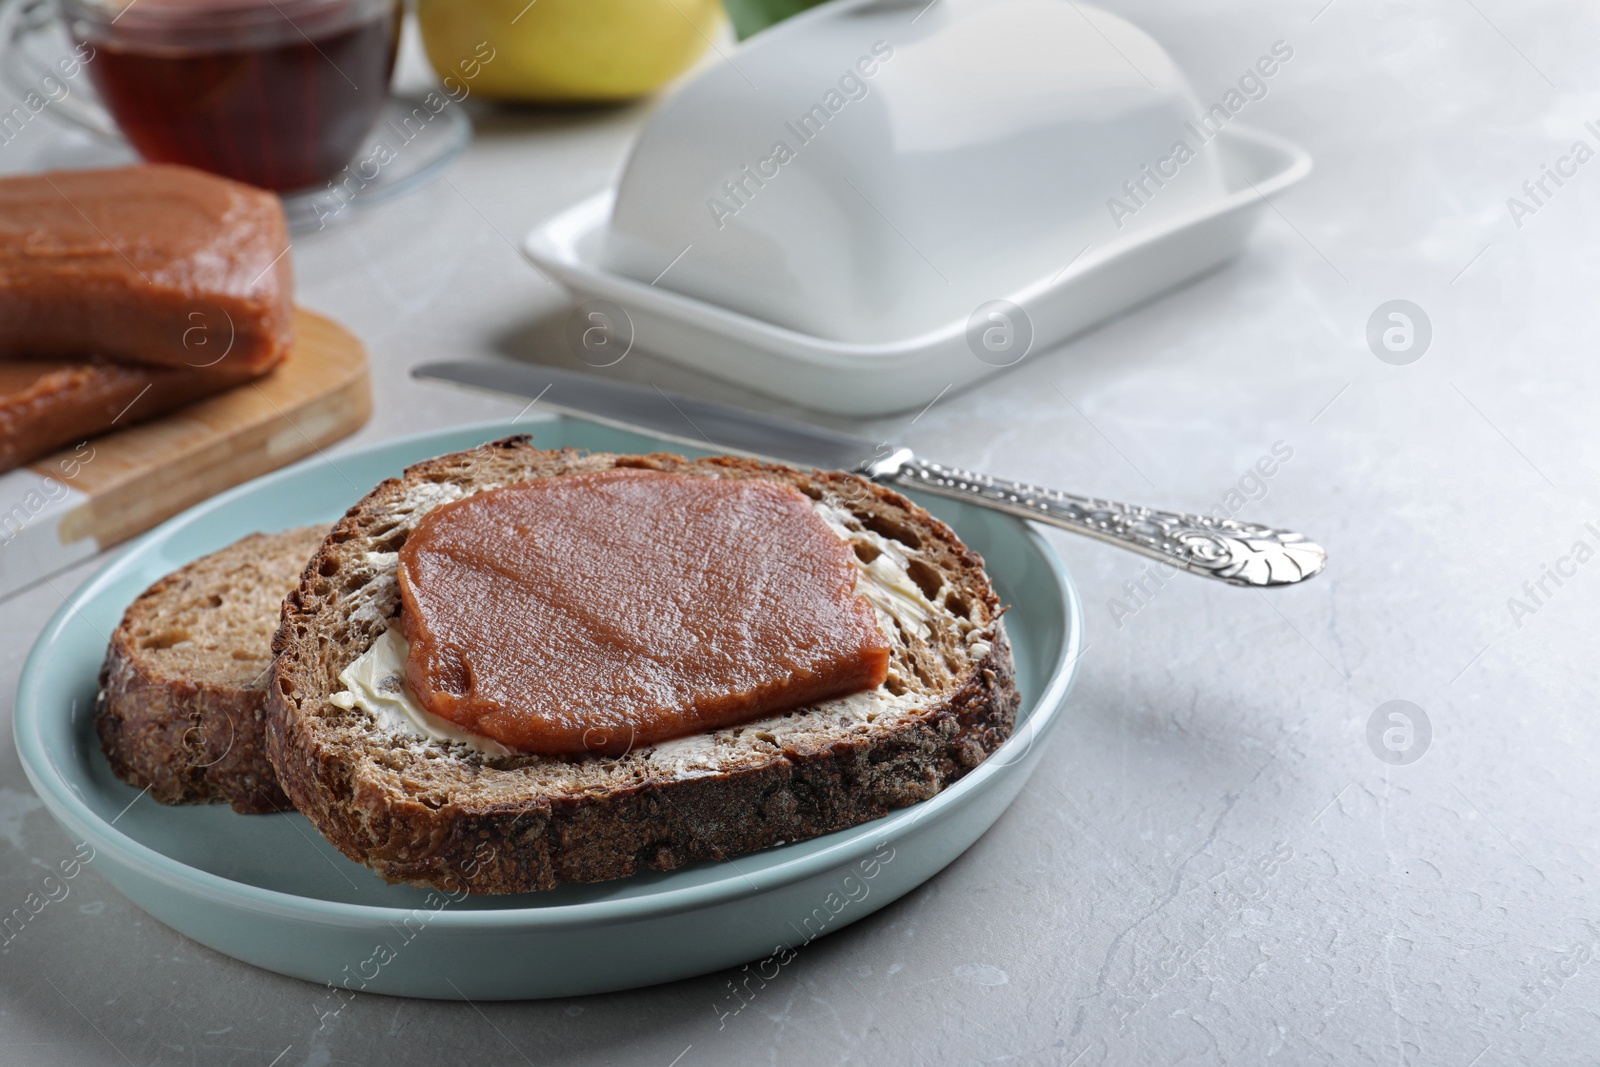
xmin=413 ymin=360 xmax=885 ymax=472
xmin=410 ymin=360 xmax=1327 ymax=587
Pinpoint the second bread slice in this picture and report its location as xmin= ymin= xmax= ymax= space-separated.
xmin=96 ymin=525 xmax=326 ymax=814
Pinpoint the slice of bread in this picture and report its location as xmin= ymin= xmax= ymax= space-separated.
xmin=268 ymin=438 xmax=1018 ymax=894
xmin=96 ymin=526 xmax=327 ymax=814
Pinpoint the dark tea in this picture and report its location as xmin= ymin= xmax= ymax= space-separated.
xmin=66 ymin=0 xmax=399 ymax=192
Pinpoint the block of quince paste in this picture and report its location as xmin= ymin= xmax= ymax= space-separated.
xmin=0 ymin=357 xmax=274 ymax=475
xmin=0 ymin=164 xmax=293 ymax=373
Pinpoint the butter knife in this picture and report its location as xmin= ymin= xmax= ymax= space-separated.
xmin=411 ymin=361 xmax=1326 ymax=588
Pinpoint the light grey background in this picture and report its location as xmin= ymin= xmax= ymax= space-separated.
xmin=4 ymin=0 xmax=1599 ymax=1063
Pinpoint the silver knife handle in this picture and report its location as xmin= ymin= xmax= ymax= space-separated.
xmin=870 ymin=451 xmax=1326 ymax=588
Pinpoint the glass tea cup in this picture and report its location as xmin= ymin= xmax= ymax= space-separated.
xmin=59 ymin=0 xmax=401 ymax=191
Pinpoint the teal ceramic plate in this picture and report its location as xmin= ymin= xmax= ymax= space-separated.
xmin=15 ymin=418 xmax=1082 ymax=1000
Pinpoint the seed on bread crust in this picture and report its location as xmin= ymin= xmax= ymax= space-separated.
xmin=95 ymin=526 xmax=326 ymax=814
xmin=266 ymin=439 xmax=1019 ymax=894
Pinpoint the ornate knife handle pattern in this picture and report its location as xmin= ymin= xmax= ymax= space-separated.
xmin=866 ymin=450 xmax=1326 ymax=588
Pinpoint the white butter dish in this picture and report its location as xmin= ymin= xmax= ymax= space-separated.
xmin=521 ymin=0 xmax=1311 ymax=415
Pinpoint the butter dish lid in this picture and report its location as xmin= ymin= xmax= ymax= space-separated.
xmin=602 ymin=0 xmax=1230 ymax=345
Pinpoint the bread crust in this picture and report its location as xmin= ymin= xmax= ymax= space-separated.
xmin=97 ymin=644 xmax=288 ymax=814
xmin=95 ymin=526 xmax=325 ymax=814
xmin=267 ymin=439 xmax=1019 ymax=893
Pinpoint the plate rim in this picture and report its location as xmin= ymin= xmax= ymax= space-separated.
xmin=521 ymin=124 xmax=1313 ymax=363
xmin=14 ymin=417 xmax=1083 ymax=931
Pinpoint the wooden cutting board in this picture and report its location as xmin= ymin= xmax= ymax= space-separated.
xmin=1 ymin=308 xmax=370 ymax=599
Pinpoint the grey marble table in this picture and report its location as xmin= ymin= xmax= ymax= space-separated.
xmin=4 ymin=1 xmax=1599 ymax=1064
